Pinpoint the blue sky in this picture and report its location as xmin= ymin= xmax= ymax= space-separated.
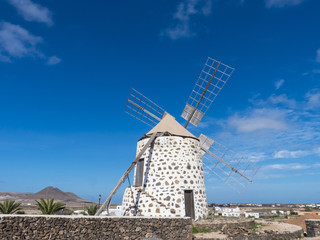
xmin=0 ymin=0 xmax=319 ymax=204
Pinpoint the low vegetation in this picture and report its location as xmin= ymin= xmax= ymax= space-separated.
xmin=35 ymin=198 xmax=66 ymax=215
xmin=0 ymin=200 xmax=22 ymax=214
xmin=85 ymin=205 xmax=98 ymax=216
xmin=192 ymin=226 xmax=212 ymax=234
xmin=249 ymin=222 xmax=266 ymax=229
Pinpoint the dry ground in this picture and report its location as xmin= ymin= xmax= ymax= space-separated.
xmin=194 ymin=219 xmax=304 ymax=239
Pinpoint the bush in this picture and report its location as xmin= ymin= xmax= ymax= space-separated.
xmin=35 ymin=198 xmax=66 ymax=215
xmin=86 ymin=205 xmax=99 ymax=216
xmin=192 ymin=226 xmax=212 ymax=234
xmin=0 ymin=200 xmax=22 ymax=214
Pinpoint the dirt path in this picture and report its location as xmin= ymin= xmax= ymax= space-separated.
xmin=194 ymin=219 xmax=304 ymax=239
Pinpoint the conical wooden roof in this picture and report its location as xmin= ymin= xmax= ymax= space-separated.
xmin=146 ymin=114 xmax=197 ymax=139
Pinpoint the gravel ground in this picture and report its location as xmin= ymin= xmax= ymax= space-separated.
xmin=194 ymin=219 xmax=304 ymax=239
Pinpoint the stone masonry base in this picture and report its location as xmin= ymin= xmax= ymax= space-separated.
xmin=306 ymin=219 xmax=320 ymax=237
xmin=0 ymin=215 xmax=192 ymax=240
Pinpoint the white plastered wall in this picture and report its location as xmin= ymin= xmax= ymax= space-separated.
xmin=122 ymin=135 xmax=208 ymax=219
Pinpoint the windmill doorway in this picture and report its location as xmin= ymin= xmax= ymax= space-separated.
xmin=135 ymin=158 xmax=144 ymax=187
xmin=184 ymin=190 xmax=195 ymax=219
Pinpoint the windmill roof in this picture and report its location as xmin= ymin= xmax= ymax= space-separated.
xmin=146 ymin=114 xmax=197 ymax=139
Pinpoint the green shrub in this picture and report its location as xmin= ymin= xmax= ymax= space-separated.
xmin=249 ymin=222 xmax=266 ymax=229
xmin=35 ymin=198 xmax=66 ymax=215
xmin=0 ymin=200 xmax=22 ymax=214
xmin=85 ymin=205 xmax=98 ymax=216
xmin=192 ymin=226 xmax=212 ymax=234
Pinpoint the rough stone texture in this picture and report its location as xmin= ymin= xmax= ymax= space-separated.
xmin=285 ymin=214 xmax=320 ymax=232
xmin=306 ymin=219 xmax=320 ymax=237
xmin=228 ymin=230 xmax=304 ymax=240
xmin=194 ymin=220 xmax=304 ymax=240
xmin=0 ymin=215 xmax=192 ymax=240
xmin=122 ymin=136 xmax=208 ymax=219
xmin=215 ymin=230 xmax=304 ymax=240
xmin=194 ymin=219 xmax=255 ymax=232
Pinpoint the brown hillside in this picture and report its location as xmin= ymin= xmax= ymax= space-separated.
xmin=285 ymin=214 xmax=320 ymax=232
xmin=0 ymin=186 xmax=92 ymax=204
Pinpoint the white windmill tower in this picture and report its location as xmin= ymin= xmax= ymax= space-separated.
xmin=96 ymin=57 xmax=259 ymax=219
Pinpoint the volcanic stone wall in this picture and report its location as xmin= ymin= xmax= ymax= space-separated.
xmin=194 ymin=219 xmax=255 ymax=232
xmin=122 ymin=136 xmax=208 ymax=219
xmin=306 ymin=219 xmax=320 ymax=237
xmin=0 ymin=215 xmax=192 ymax=240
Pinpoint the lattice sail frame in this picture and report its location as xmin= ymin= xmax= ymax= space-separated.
xmin=125 ymin=88 xmax=167 ymax=127
xmin=181 ymin=57 xmax=234 ymax=126
xmin=199 ymin=134 xmax=260 ymax=193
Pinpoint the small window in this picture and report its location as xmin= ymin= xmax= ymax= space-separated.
xmin=135 ymin=158 xmax=144 ymax=187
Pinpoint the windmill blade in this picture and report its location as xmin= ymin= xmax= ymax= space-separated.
xmin=181 ymin=57 xmax=234 ymax=127
xmin=199 ymin=134 xmax=260 ymax=193
xmin=125 ymin=88 xmax=167 ymax=127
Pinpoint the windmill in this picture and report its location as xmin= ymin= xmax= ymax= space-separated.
xmin=96 ymin=57 xmax=259 ymax=219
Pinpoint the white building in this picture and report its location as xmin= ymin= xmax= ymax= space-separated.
xmin=222 ymin=212 xmax=240 ymax=217
xmin=101 ymin=206 xmax=123 ymax=216
xmin=215 ymin=206 xmax=240 ymax=213
xmin=122 ymin=115 xmax=208 ymax=219
xmin=271 ymin=210 xmax=286 ymax=215
xmin=245 ymin=212 xmax=260 ymax=218
xmin=215 ymin=206 xmax=241 ymax=217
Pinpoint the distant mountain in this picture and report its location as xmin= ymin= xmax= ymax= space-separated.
xmin=0 ymin=186 xmax=92 ymax=205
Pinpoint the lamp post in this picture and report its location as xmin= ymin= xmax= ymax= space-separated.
xmin=99 ymin=195 xmax=101 ymax=208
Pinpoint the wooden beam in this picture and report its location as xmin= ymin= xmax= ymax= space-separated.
xmin=95 ymin=132 xmax=162 ymax=216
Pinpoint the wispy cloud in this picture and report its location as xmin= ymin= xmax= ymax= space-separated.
xmin=265 ymin=0 xmax=306 ymax=8
xmin=316 ymin=48 xmax=320 ymax=63
xmin=7 ymin=0 xmax=53 ymax=26
xmin=252 ymin=93 xmax=297 ymax=108
xmin=273 ymin=149 xmax=311 ymax=159
xmin=275 ymin=79 xmax=284 ymax=90
xmin=0 ymin=22 xmax=43 ymax=62
xmin=255 ymin=162 xmax=320 ymax=180
xmin=228 ymin=108 xmax=288 ymax=133
xmin=46 ymin=56 xmax=61 ymax=65
xmin=273 ymin=147 xmax=320 ymax=159
xmin=163 ymin=0 xmax=212 ymax=40
xmin=265 ymin=163 xmax=311 ymax=170
xmin=305 ymin=89 xmax=320 ymax=109
xmin=200 ymin=87 xmax=320 ymax=170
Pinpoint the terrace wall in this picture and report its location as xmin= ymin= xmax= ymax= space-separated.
xmin=0 ymin=215 xmax=192 ymax=240
xmin=306 ymin=219 xmax=320 ymax=237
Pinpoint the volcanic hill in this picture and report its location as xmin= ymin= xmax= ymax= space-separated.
xmin=0 ymin=186 xmax=92 ymax=205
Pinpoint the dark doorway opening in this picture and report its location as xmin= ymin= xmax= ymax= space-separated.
xmin=135 ymin=158 xmax=144 ymax=187
xmin=184 ymin=190 xmax=195 ymax=219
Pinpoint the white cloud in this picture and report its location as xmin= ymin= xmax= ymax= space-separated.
xmin=200 ymin=88 xmax=320 ymax=168
xmin=275 ymin=79 xmax=284 ymax=90
xmin=250 ymin=93 xmax=295 ymax=107
xmin=246 ymin=152 xmax=268 ymax=162
xmin=202 ymin=0 xmax=212 ymax=16
xmin=305 ymin=90 xmax=320 ymax=109
xmin=265 ymin=163 xmax=311 ymax=170
xmin=273 ymin=150 xmax=310 ymax=159
xmin=228 ymin=108 xmax=288 ymax=133
xmin=8 ymin=0 xmax=53 ymax=26
xmin=265 ymin=0 xmax=306 ymax=8
xmin=0 ymin=22 xmax=43 ymax=62
xmin=268 ymin=94 xmax=296 ymax=107
xmin=316 ymin=48 xmax=320 ymax=63
xmin=164 ymin=0 xmax=212 ymax=40
xmin=46 ymin=56 xmax=61 ymax=65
